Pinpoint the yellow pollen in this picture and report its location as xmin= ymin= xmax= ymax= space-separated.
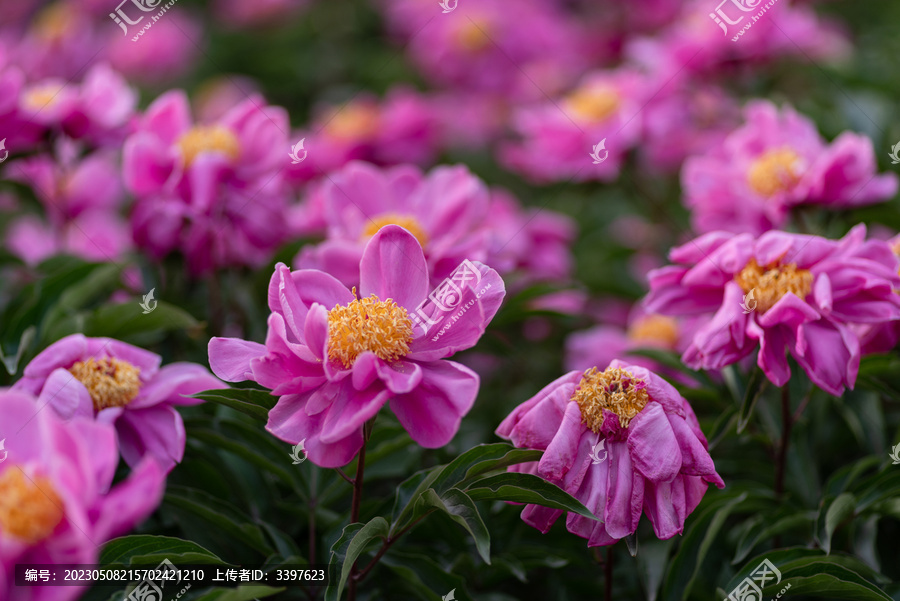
xmin=747 ymin=148 xmax=803 ymax=197
xmin=324 ymin=102 xmax=380 ymax=140
xmin=327 ymin=290 xmax=414 ymax=368
xmin=69 ymin=358 xmax=142 ymax=412
xmin=735 ymin=258 xmax=814 ymax=315
xmin=33 ymin=3 xmax=73 ymax=41
xmin=177 ymin=125 xmax=241 ymax=167
xmin=21 ymin=84 xmax=63 ymax=113
xmin=571 ymin=367 xmax=650 ymax=432
xmin=627 ymin=315 xmax=679 ymax=348
xmin=455 ymin=19 xmax=492 ymax=52
xmin=0 ymin=470 xmax=64 ymax=544
xmin=361 ymin=214 xmax=429 ymax=247
xmin=565 ymin=85 xmax=621 ymax=123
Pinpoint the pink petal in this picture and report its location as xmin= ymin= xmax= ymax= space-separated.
xmin=359 ymin=224 xmax=429 ymax=310
xmin=627 ymin=403 xmax=682 ymax=483
xmin=116 ymin=405 xmax=186 ymax=472
xmin=208 ymin=337 xmax=267 ymax=382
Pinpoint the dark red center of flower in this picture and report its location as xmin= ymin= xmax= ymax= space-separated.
xmin=571 ymin=367 xmax=650 ymax=432
xmin=0 ymin=469 xmax=64 ymax=543
xmin=69 ymin=357 xmax=141 ymax=411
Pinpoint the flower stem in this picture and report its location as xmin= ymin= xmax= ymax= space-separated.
xmin=347 ymin=422 xmax=373 ymax=601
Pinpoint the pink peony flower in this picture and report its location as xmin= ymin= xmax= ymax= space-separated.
xmin=12 ymin=335 xmax=225 ymax=472
xmin=209 ymin=226 xmax=506 ymax=467
xmin=500 ymin=68 xmax=650 ymax=184
xmin=285 ymin=89 xmax=439 ymax=187
xmin=13 ymin=2 xmax=107 ymax=80
xmin=0 ymin=389 xmax=164 ymax=601
xmin=5 ymin=211 xmax=133 ymax=266
xmin=384 ymin=0 xmax=587 ymax=100
xmin=682 ymin=101 xmax=898 ymax=235
xmin=857 ymin=234 xmax=900 ymax=354
xmin=124 ymin=90 xmax=291 ymax=274
xmin=643 ymin=225 xmax=900 ymax=395
xmin=292 ymin=161 xmax=494 ymax=287
xmin=496 ymin=360 xmax=724 ymax=546
xmin=107 ymin=11 xmax=202 ymax=85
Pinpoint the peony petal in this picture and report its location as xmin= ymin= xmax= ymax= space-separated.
xmin=208 ymin=337 xmax=267 ymax=382
xmin=627 ymin=403 xmax=682 ymax=483
xmin=115 ymin=405 xmax=186 ymax=472
xmin=359 ymin=224 xmax=429 ymax=310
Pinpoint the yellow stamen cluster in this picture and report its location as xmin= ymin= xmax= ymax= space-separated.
xmin=0 ymin=470 xmax=64 ymax=544
xmin=571 ymin=367 xmax=650 ymax=432
xmin=21 ymin=84 xmax=64 ymax=112
xmin=327 ymin=291 xmax=414 ymax=368
xmin=34 ymin=3 xmax=72 ymax=41
xmin=69 ymin=358 xmax=142 ymax=412
xmin=735 ymin=258 xmax=814 ymax=315
xmin=627 ymin=315 xmax=679 ymax=348
xmin=177 ymin=125 xmax=241 ymax=167
xmin=565 ymin=85 xmax=621 ymax=123
xmin=324 ymin=103 xmax=380 ymax=140
xmin=455 ymin=20 xmax=492 ymax=52
xmin=362 ymin=215 xmax=429 ymax=247
xmin=747 ymin=148 xmax=803 ymax=197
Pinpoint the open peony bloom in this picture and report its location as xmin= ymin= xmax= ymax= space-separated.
xmin=0 ymin=389 xmax=164 ymax=601
xmin=643 ymin=224 xmax=900 ymax=395
xmin=497 ymin=361 xmax=724 ymax=546
xmin=682 ymin=101 xmax=898 ymax=236
xmin=209 ymin=225 xmax=506 ymax=467
xmin=12 ymin=335 xmax=225 ymax=472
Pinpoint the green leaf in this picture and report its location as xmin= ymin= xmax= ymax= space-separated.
xmin=418 ymin=488 xmax=491 ymax=564
xmin=431 ymin=443 xmax=544 ymax=494
xmin=380 ymin=550 xmax=473 ymax=601
xmin=816 ymin=493 xmax=856 ymax=554
xmin=81 ymin=300 xmax=201 ymax=340
xmin=738 ymin=367 xmax=767 ymax=433
xmin=464 ymin=472 xmax=595 ymax=520
xmin=100 ymin=535 xmax=225 ymax=566
xmin=733 ymin=512 xmax=815 ymax=564
xmin=191 ymin=387 xmax=277 ymax=422
xmin=325 ymin=517 xmax=389 ymax=601
xmin=191 ymin=586 xmax=284 ymax=601
xmin=0 ymin=326 xmax=35 ymax=376
xmin=164 ymin=486 xmax=273 ymax=554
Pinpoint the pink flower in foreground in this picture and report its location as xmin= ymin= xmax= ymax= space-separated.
xmin=0 ymin=389 xmax=164 ymax=601
xmin=500 ymin=68 xmax=649 ymax=184
xmin=643 ymin=225 xmax=900 ymax=395
xmin=497 ymin=361 xmax=724 ymax=546
xmin=12 ymin=335 xmax=224 ymax=472
xmin=124 ymin=90 xmax=290 ymax=273
xmin=209 ymin=226 xmax=506 ymax=467
xmin=682 ymin=101 xmax=897 ymax=235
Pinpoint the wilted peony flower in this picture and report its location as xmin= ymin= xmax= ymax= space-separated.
xmin=124 ymin=90 xmax=291 ymax=274
xmin=0 ymin=389 xmax=164 ymax=601
xmin=496 ymin=361 xmax=724 ymax=546
xmin=209 ymin=226 xmax=506 ymax=467
xmin=682 ymin=101 xmax=898 ymax=236
xmin=643 ymin=225 xmax=900 ymax=395
xmin=12 ymin=335 xmax=225 ymax=472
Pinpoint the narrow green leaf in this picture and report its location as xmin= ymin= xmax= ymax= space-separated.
xmin=100 ymin=535 xmax=225 ymax=566
xmin=325 ymin=517 xmax=389 ymax=601
xmin=164 ymin=486 xmax=273 ymax=554
xmin=191 ymin=388 xmax=276 ymax=422
xmin=816 ymin=493 xmax=856 ymax=554
xmin=418 ymin=488 xmax=491 ymax=564
xmin=464 ymin=472 xmax=595 ymax=520
xmin=738 ymin=367 xmax=766 ymax=433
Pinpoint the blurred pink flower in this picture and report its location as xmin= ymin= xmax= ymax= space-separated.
xmin=107 ymin=11 xmax=202 ymax=85
xmin=496 ymin=361 xmax=724 ymax=546
xmin=857 ymin=234 xmax=900 ymax=354
xmin=643 ymin=225 xmax=900 ymax=395
xmin=293 ymin=161 xmax=494 ymax=286
xmin=124 ymin=90 xmax=291 ymax=273
xmin=387 ymin=0 xmax=587 ymax=99
xmin=500 ymin=68 xmax=650 ymax=183
xmin=286 ymin=89 xmax=439 ymax=187
xmin=0 ymin=389 xmax=164 ymax=601
xmin=13 ymin=2 xmax=107 ymax=80
xmin=12 ymin=335 xmax=225 ymax=472
xmin=682 ymin=101 xmax=898 ymax=235
xmin=209 ymin=226 xmax=506 ymax=467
